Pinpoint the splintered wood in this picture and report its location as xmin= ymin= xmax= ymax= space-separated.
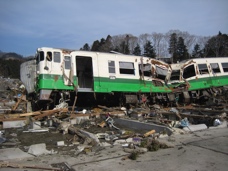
xmin=0 ymin=108 xmax=68 ymax=122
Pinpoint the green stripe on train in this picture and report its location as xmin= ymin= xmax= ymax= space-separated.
xmin=37 ymin=74 xmax=77 ymax=90
xmin=36 ymin=74 xmax=171 ymax=93
xmin=93 ymin=77 xmax=171 ymax=93
xmin=187 ymin=75 xmax=228 ymax=90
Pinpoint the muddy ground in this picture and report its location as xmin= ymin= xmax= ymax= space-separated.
xmin=1 ymin=117 xmax=147 ymax=158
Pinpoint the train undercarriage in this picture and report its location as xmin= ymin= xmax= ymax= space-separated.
xmin=29 ymin=86 xmax=228 ymax=112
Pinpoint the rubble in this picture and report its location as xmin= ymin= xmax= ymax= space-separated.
xmin=0 ymin=77 xmax=227 ymax=169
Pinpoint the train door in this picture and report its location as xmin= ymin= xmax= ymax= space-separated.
xmin=51 ymin=51 xmax=61 ymax=74
xmin=45 ymin=51 xmax=53 ymax=71
xmin=63 ymin=55 xmax=73 ymax=85
xmin=75 ymin=56 xmax=93 ymax=91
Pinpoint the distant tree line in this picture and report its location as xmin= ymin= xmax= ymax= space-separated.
xmin=0 ymin=58 xmax=24 ymax=78
xmin=80 ymin=30 xmax=228 ymax=63
xmin=0 ymin=30 xmax=227 ymax=79
xmin=0 ymin=53 xmax=26 ymax=79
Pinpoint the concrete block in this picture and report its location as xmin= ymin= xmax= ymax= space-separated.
xmin=114 ymin=118 xmax=173 ymax=135
xmin=183 ymin=124 xmax=207 ymax=132
xmin=3 ymin=120 xmax=26 ymax=128
xmin=0 ymin=148 xmax=33 ymax=160
xmin=28 ymin=143 xmax=51 ymax=156
xmin=31 ymin=121 xmax=41 ymax=129
xmin=57 ymin=141 xmax=65 ymax=146
xmin=71 ymin=116 xmax=89 ymax=125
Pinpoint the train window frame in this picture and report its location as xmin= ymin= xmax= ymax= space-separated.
xmin=198 ymin=64 xmax=209 ymax=75
xmin=221 ymin=62 xmax=228 ymax=72
xmin=210 ymin=63 xmax=221 ymax=73
xmin=108 ymin=60 xmax=116 ymax=74
xmin=139 ymin=64 xmax=151 ymax=77
xmin=64 ymin=56 xmax=71 ymax=70
xmin=183 ymin=64 xmax=196 ymax=79
xmin=119 ymin=61 xmax=135 ymax=75
xmin=54 ymin=52 xmax=61 ymax=63
xmin=46 ymin=51 xmax=52 ymax=61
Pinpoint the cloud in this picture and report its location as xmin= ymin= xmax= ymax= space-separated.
xmin=0 ymin=0 xmax=227 ymax=56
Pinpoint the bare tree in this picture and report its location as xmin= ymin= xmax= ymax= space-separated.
xmin=197 ymin=36 xmax=210 ymax=57
xmin=128 ymin=36 xmax=139 ymax=54
xmin=138 ymin=33 xmax=152 ymax=54
xmin=151 ymin=32 xmax=163 ymax=57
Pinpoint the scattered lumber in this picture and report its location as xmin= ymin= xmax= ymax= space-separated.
xmin=0 ymin=108 xmax=68 ymax=122
xmin=0 ymin=161 xmax=62 ymax=171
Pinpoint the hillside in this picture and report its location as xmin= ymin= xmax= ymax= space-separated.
xmin=0 ymin=51 xmax=31 ymax=79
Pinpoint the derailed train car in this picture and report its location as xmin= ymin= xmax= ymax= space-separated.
xmin=20 ymin=47 xmax=228 ymax=110
xmin=20 ymin=47 xmax=171 ymax=110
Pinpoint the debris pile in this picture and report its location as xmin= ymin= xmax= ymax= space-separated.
xmin=0 ymin=78 xmax=227 ymax=170
xmin=0 ymin=77 xmax=26 ymax=114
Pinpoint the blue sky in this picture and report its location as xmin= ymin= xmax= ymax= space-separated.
xmin=0 ymin=0 xmax=227 ymax=56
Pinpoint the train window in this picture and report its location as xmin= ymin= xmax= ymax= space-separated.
xmin=222 ymin=63 xmax=228 ymax=72
xmin=155 ymin=65 xmax=167 ymax=80
xmin=64 ymin=56 xmax=71 ymax=69
xmin=170 ymin=70 xmax=180 ymax=81
xmin=119 ymin=62 xmax=135 ymax=75
xmin=210 ymin=63 xmax=220 ymax=73
xmin=38 ymin=51 xmax=44 ymax=62
xmin=183 ymin=64 xmax=196 ymax=79
xmin=46 ymin=52 xmax=52 ymax=61
xmin=108 ymin=60 xmax=115 ymax=73
xmin=139 ymin=64 xmax=151 ymax=77
xmin=198 ymin=64 xmax=209 ymax=74
xmin=54 ymin=52 xmax=61 ymax=63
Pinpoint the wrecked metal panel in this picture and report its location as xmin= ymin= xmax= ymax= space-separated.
xmin=151 ymin=59 xmax=171 ymax=80
xmin=39 ymin=89 xmax=52 ymax=100
xmin=20 ymin=60 xmax=36 ymax=94
xmin=155 ymin=65 xmax=168 ymax=76
xmin=151 ymin=59 xmax=170 ymax=68
xmin=181 ymin=59 xmax=195 ymax=69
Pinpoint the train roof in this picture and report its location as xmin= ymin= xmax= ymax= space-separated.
xmin=179 ymin=57 xmax=228 ymax=64
xmin=37 ymin=47 xmax=151 ymax=59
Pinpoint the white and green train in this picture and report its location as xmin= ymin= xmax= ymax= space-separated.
xmin=20 ymin=47 xmax=228 ymax=110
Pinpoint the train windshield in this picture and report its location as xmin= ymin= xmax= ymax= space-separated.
xmin=36 ymin=51 xmax=44 ymax=64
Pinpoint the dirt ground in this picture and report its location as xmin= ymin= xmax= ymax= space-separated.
xmin=0 ymin=126 xmax=227 ymax=171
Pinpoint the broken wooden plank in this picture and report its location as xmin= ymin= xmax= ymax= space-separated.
xmin=0 ymin=117 xmax=26 ymax=122
xmin=34 ymin=108 xmax=68 ymax=120
xmin=0 ymin=161 xmax=62 ymax=171
xmin=144 ymin=130 xmax=156 ymax=137
xmin=11 ymin=92 xmax=26 ymax=111
xmin=2 ymin=109 xmax=68 ymax=120
xmin=98 ymin=105 xmax=114 ymax=112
